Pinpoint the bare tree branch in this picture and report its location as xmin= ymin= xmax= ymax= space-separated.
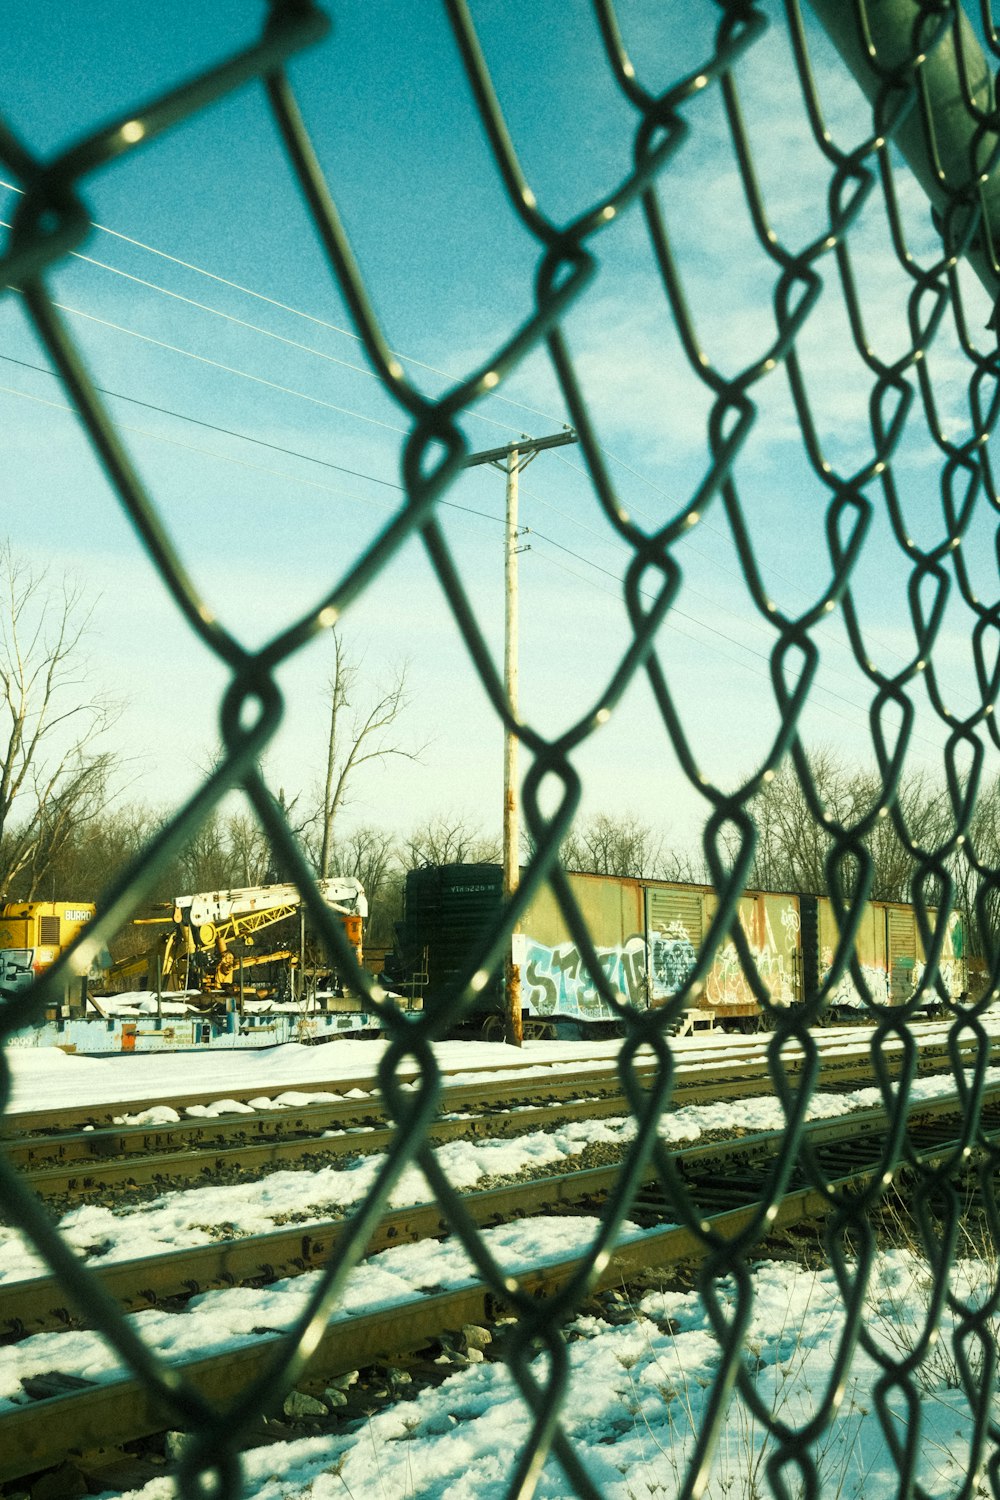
xmin=558 ymin=811 xmax=692 ymax=881
xmin=0 ymin=542 xmax=121 ymax=895
xmin=310 ymin=630 xmax=424 ymax=877
xmin=405 ymin=812 xmax=500 ymax=868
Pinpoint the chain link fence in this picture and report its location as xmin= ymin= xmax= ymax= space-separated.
xmin=2 ymin=1 xmax=1000 ymax=1495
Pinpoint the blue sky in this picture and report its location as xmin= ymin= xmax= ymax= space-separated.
xmin=1 ymin=1 xmax=995 ymax=864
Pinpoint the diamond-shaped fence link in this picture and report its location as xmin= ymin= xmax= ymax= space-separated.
xmin=2 ymin=1 xmax=1000 ymax=1496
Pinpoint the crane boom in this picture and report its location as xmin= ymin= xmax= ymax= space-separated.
xmin=106 ymin=878 xmax=367 ymax=994
xmin=179 ymin=878 xmax=367 ymax=928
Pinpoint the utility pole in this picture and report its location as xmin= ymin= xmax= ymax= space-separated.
xmin=463 ymin=427 xmax=578 ymax=1045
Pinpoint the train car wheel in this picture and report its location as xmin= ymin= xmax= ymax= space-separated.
xmin=481 ymin=1015 xmax=505 ymax=1043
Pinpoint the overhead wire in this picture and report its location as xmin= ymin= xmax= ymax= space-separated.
xmin=0 ymin=341 xmax=902 ymax=733
xmin=0 ymin=181 xmax=560 ymax=430
xmin=0 ymin=352 xmax=515 ymax=526
xmin=38 ymin=295 xmax=413 ymax=437
xmin=0 ymin=347 xmax=970 ymax=762
xmin=530 ymin=542 xmax=960 ymax=764
xmin=0 ymin=180 xmax=957 ymax=687
xmin=39 ymin=268 xmax=972 ymax=708
xmin=0 ymin=349 xmax=404 ymax=491
xmin=518 ymin=456 xmax=987 ymax=717
xmin=0 ymin=180 xmax=983 ymax=739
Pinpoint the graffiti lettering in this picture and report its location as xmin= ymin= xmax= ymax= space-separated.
xmin=821 ymin=961 xmax=890 ymax=1010
xmin=648 ymin=922 xmax=697 ymax=998
xmin=523 ymin=935 xmax=647 ymax=1020
xmin=820 ymin=958 xmax=963 ymax=1009
xmin=703 ymin=901 xmax=799 ymax=1008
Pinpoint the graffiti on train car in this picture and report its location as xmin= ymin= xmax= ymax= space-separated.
xmin=823 ymin=958 xmax=965 ymax=1010
xmin=913 ymin=959 xmax=964 ymax=1001
xmin=822 ymin=911 xmax=965 ymax=1009
xmin=522 ymin=934 xmax=647 ymax=1019
xmin=522 ymin=922 xmax=703 ymax=1019
xmin=521 ymin=900 xmax=802 ymax=1020
xmin=647 ymin=922 xmax=699 ymax=999
xmin=822 ymin=960 xmax=892 ymax=1009
xmin=703 ymin=900 xmax=800 ymax=1008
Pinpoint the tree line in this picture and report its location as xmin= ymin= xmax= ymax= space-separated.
xmin=2 ymin=541 xmax=997 ymax=967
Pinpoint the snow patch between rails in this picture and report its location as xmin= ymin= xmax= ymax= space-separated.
xmin=0 ymin=1066 xmax=993 ymax=1286
xmin=0 ymin=1215 xmax=649 ymax=1413
xmin=16 ymin=1250 xmax=995 ymax=1500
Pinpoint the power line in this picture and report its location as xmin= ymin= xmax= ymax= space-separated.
xmin=42 ymin=248 xmax=944 ymax=699
xmin=0 ymin=349 xmax=859 ymax=699
xmin=0 ymin=181 xmax=954 ymax=689
xmin=41 ymin=296 xmax=412 ymax=437
xmin=0 ymin=214 xmax=528 ymax=441
xmin=0 ymin=186 xmax=980 ymax=743
xmin=530 ymin=544 xmax=962 ymax=760
xmin=1 ymin=313 xmax=977 ymax=761
xmin=0 ymin=181 xmax=564 ymax=431
xmin=0 ymin=350 xmax=404 ymax=491
xmin=0 ymin=175 xmax=971 ymax=678
xmin=0 ymin=353 xmax=513 ymax=533
xmin=0 ymin=343 xmax=974 ymax=742
xmin=518 ymin=469 xmax=985 ymax=717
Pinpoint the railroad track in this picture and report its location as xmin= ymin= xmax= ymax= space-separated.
xmin=0 ymin=1083 xmax=997 ymax=1490
xmin=2 ymin=1029 xmax=988 ymax=1203
xmin=1 ymin=1019 xmax=979 ymax=1138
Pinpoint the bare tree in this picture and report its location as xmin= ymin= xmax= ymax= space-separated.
xmin=404 ymin=812 xmax=500 ymax=868
xmin=560 ymin=811 xmax=694 ymax=881
xmin=950 ymin=773 xmax=1000 ymax=967
xmin=311 ymin=631 xmax=421 ymax=878
xmin=740 ymin=751 xmax=953 ymax=902
xmin=739 ymin=754 xmax=840 ymax=897
xmin=223 ymin=810 xmax=271 ymax=888
xmin=331 ymin=823 xmax=400 ymax=948
xmin=47 ymin=798 xmax=162 ymax=902
xmin=164 ymin=806 xmax=274 ymax=895
xmin=0 ymin=543 xmax=120 ymax=896
xmin=17 ymin=751 xmax=117 ymax=898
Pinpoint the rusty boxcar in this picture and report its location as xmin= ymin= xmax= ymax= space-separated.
xmin=388 ymin=865 xmax=966 ymax=1032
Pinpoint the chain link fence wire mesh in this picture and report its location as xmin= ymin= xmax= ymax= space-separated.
xmin=3 ymin=0 xmax=1000 ymax=1495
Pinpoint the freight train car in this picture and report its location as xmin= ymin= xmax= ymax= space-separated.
xmin=386 ymin=865 xmax=966 ymax=1033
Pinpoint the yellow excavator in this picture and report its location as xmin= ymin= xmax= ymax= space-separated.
xmin=0 ymin=901 xmax=97 ymax=994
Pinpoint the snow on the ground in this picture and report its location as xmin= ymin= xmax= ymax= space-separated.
xmin=94 ymin=1248 xmax=994 ymax=1500
xmin=1 ymin=1027 xmax=996 ymax=1287
xmin=0 ymin=1215 xmax=649 ymax=1413
xmin=2 ymin=1038 xmax=662 ymax=1116
xmin=0 ymin=1060 xmax=993 ymax=1285
xmin=0 ymin=1032 xmax=782 ymax=1115
xmin=5 ymin=1017 xmax=987 ymax=1117
xmin=3 ymin=1026 xmax=997 ymax=1499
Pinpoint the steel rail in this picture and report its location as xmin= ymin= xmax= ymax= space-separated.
xmin=6 ymin=1096 xmax=635 ymax=1202
xmin=0 ymin=1022 xmax=972 ymax=1136
xmin=3 ymin=1074 xmax=641 ymax=1170
xmin=4 ymin=1038 xmax=989 ymax=1201
xmin=0 ymin=1058 xmax=668 ymax=1139
xmin=3 ymin=1029 xmax=980 ymax=1169
xmin=2 ymin=1086 xmax=994 ymax=1340
xmin=0 ymin=1094 xmax=993 ymax=1486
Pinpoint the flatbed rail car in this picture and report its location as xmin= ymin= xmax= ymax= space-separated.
xmin=0 ymin=883 xmax=380 ymax=1054
xmin=386 ymin=865 xmax=967 ymax=1032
